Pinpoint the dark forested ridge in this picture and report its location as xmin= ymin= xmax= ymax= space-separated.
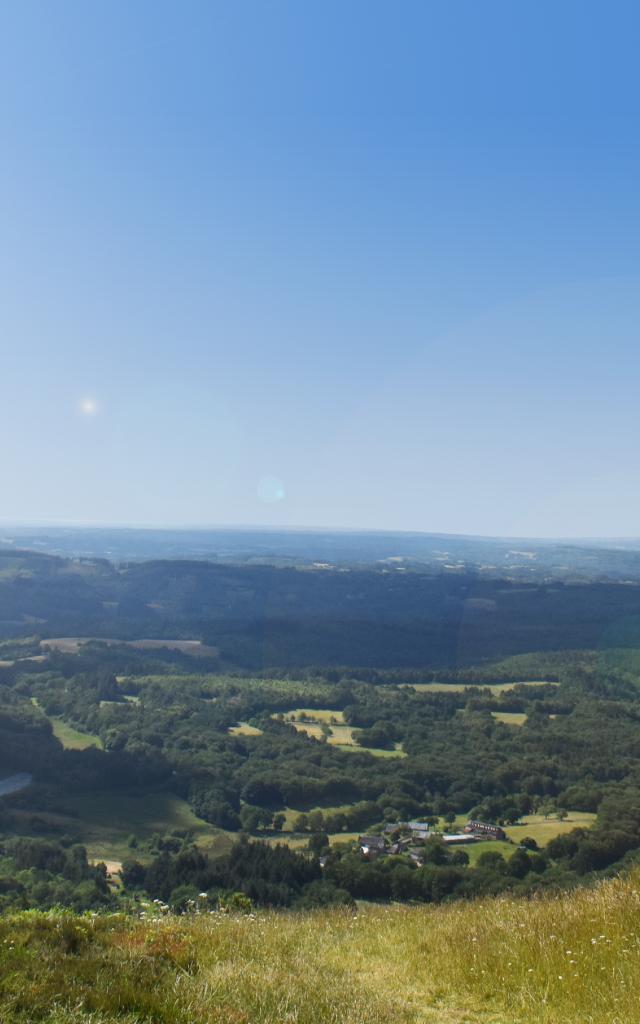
xmin=3 ymin=547 xmax=640 ymax=668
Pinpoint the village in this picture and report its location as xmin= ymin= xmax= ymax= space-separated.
xmin=357 ymin=819 xmax=507 ymax=862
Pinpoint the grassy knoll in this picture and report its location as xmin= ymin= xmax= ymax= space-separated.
xmin=49 ymin=717 xmax=103 ymax=750
xmin=3 ymin=870 xmax=640 ymax=1023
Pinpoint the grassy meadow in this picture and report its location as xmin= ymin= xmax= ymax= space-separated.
xmin=49 ymin=718 xmax=103 ymax=750
xmin=10 ymin=791 xmax=233 ymax=866
xmin=2 ymin=869 xmax=640 ymax=1023
xmin=280 ymin=708 xmax=407 ymax=757
xmin=504 ymin=812 xmax=597 ymax=847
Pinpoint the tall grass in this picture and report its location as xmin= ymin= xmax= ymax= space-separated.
xmin=2 ymin=871 xmax=640 ymax=1022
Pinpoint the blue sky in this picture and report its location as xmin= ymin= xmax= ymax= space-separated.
xmin=2 ymin=1 xmax=640 ymax=536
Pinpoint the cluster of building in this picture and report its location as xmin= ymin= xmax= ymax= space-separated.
xmin=358 ymin=818 xmax=507 ymax=860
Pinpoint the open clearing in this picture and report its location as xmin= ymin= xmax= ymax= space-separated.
xmin=279 ymin=708 xmax=406 ymax=757
xmin=228 ymin=721 xmax=263 ymax=736
xmin=491 ymin=711 xmax=528 ymax=725
xmin=50 ymin=718 xmax=103 ymax=750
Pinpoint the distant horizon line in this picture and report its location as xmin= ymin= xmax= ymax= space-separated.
xmin=1 ymin=519 xmax=639 ymax=544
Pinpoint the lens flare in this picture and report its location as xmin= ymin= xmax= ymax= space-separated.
xmin=257 ymin=476 xmax=285 ymax=503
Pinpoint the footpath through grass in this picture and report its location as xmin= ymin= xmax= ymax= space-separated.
xmin=2 ymin=870 xmax=640 ymax=1023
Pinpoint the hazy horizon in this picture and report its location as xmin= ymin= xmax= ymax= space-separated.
xmin=3 ymin=519 xmax=640 ymax=545
xmin=4 ymin=4 xmax=640 ymax=536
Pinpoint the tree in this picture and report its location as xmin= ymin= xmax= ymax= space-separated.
xmin=308 ymin=832 xmax=330 ymax=856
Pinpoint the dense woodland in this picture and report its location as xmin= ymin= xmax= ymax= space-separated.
xmin=5 ymin=548 xmax=640 ymax=667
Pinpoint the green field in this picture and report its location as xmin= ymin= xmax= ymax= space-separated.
xmin=462 ymin=838 xmax=514 ymax=864
xmin=50 ymin=718 xmax=103 ymax=750
xmin=505 ymin=812 xmax=597 ymax=847
xmin=4 ymin=869 xmax=640 ymax=1024
xmin=281 ymin=708 xmax=406 ymax=757
xmin=491 ymin=711 xmax=528 ymax=725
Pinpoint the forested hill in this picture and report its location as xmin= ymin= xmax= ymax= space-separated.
xmin=3 ymin=548 xmax=640 ymax=668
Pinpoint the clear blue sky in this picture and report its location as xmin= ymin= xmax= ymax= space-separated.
xmin=2 ymin=1 xmax=640 ymax=537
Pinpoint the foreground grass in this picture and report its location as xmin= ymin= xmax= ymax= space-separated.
xmin=3 ymin=870 xmax=640 ymax=1023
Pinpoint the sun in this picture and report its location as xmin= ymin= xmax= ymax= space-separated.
xmin=79 ymin=398 xmax=98 ymax=416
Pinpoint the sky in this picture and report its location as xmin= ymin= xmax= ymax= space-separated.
xmin=2 ymin=1 xmax=640 ymax=537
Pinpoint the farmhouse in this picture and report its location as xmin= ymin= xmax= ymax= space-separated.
xmin=464 ymin=819 xmax=506 ymax=840
xmin=385 ymin=821 xmax=433 ymax=840
xmin=358 ymin=835 xmax=387 ymax=858
xmin=388 ymin=837 xmax=412 ymax=855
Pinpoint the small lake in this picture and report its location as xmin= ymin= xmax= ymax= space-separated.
xmin=0 ymin=772 xmax=33 ymax=796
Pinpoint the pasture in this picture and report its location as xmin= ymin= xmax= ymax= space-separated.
xmin=50 ymin=718 xmax=103 ymax=750
xmin=280 ymin=708 xmax=406 ymax=757
xmin=505 ymin=812 xmax=597 ymax=847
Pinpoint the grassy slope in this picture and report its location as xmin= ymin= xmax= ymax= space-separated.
xmin=49 ymin=718 xmax=103 ymax=750
xmin=11 ymin=792 xmax=234 ymax=864
xmin=3 ymin=870 xmax=640 ymax=1023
